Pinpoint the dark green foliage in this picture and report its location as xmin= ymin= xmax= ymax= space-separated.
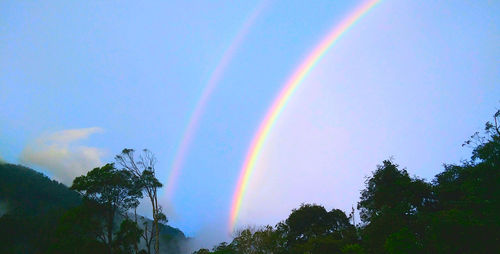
xmin=286 ymin=204 xmax=331 ymax=245
xmin=71 ymin=163 xmax=143 ymax=254
xmin=0 ymin=163 xmax=80 ymax=214
xmin=50 ymin=201 xmax=107 ymax=254
xmin=0 ymin=163 xmax=81 ymax=253
xmin=212 ymin=242 xmax=237 ymax=254
xmin=425 ymin=112 xmax=500 ymax=254
xmin=357 ymin=160 xmax=432 ymax=253
xmin=114 ymin=219 xmax=144 ymax=254
xmin=0 ymin=160 xmax=187 ymax=254
xmin=358 ymin=160 xmax=432 ymax=224
xmin=197 ymin=205 xmax=357 ymax=254
xmin=285 ymin=204 xmax=356 ymax=253
xmin=193 ymin=249 xmax=212 ymax=254
xmin=71 ymin=163 xmax=143 ymax=215
xmin=384 ymin=227 xmax=421 ymax=254
xmin=355 ymin=110 xmax=500 ymax=254
xmin=341 ymin=244 xmax=365 ymax=254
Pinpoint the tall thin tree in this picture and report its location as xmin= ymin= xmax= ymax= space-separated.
xmin=116 ymin=149 xmax=165 ymax=254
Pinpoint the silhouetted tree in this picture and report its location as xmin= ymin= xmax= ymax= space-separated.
xmin=116 ymin=149 xmax=165 ymax=254
xmin=50 ymin=200 xmax=107 ymax=254
xmin=192 ymin=249 xmax=212 ymax=254
xmin=285 ymin=204 xmax=356 ymax=253
xmin=114 ymin=219 xmax=144 ymax=254
xmin=229 ymin=225 xmax=285 ymax=254
xmin=357 ymin=160 xmax=431 ymax=253
xmin=426 ymin=110 xmax=500 ymax=253
xmin=71 ymin=163 xmax=142 ymax=254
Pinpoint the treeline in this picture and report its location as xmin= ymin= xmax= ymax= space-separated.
xmin=195 ymin=111 xmax=500 ymax=254
xmin=0 ymin=149 xmax=187 ymax=254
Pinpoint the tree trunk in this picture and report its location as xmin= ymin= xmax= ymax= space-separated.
xmin=134 ymin=208 xmax=139 ymax=254
xmin=154 ymin=190 xmax=160 ymax=254
xmin=155 ymin=217 xmax=160 ymax=254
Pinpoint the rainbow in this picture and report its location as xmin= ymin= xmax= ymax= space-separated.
xmin=165 ymin=1 xmax=270 ymax=198
xmin=229 ymin=0 xmax=381 ymax=230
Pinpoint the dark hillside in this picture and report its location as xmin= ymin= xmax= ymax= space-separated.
xmin=0 ymin=163 xmax=82 ymax=252
xmin=0 ymin=163 xmax=188 ymax=253
xmin=0 ymin=163 xmax=81 ymax=215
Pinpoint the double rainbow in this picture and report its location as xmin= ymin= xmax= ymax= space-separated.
xmin=229 ymin=0 xmax=381 ymax=230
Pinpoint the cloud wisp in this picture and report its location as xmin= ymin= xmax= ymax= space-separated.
xmin=20 ymin=127 xmax=105 ymax=185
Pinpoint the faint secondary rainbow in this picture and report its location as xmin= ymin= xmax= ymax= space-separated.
xmin=165 ymin=1 xmax=270 ymax=198
xmin=229 ymin=0 xmax=381 ymax=230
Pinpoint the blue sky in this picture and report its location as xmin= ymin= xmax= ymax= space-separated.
xmin=1 ymin=0 xmax=499 ymax=246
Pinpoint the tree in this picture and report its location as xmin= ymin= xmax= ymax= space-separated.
xmin=71 ymin=163 xmax=142 ymax=254
xmin=115 ymin=148 xmax=165 ymax=254
xmin=284 ymin=204 xmax=356 ymax=253
xmin=252 ymin=225 xmax=286 ymax=254
xmin=229 ymin=225 xmax=285 ymax=254
xmin=192 ymin=249 xmax=212 ymax=254
xmin=114 ymin=219 xmax=144 ymax=254
xmin=212 ymin=241 xmax=236 ymax=254
xmin=384 ymin=227 xmax=421 ymax=254
xmin=357 ymin=160 xmax=432 ymax=253
xmin=341 ymin=244 xmax=365 ymax=254
xmin=50 ymin=200 xmax=107 ymax=254
xmin=231 ymin=227 xmax=256 ymax=254
xmin=427 ymin=110 xmax=500 ymax=253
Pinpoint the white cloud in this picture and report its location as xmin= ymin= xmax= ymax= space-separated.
xmin=20 ymin=127 xmax=105 ymax=185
